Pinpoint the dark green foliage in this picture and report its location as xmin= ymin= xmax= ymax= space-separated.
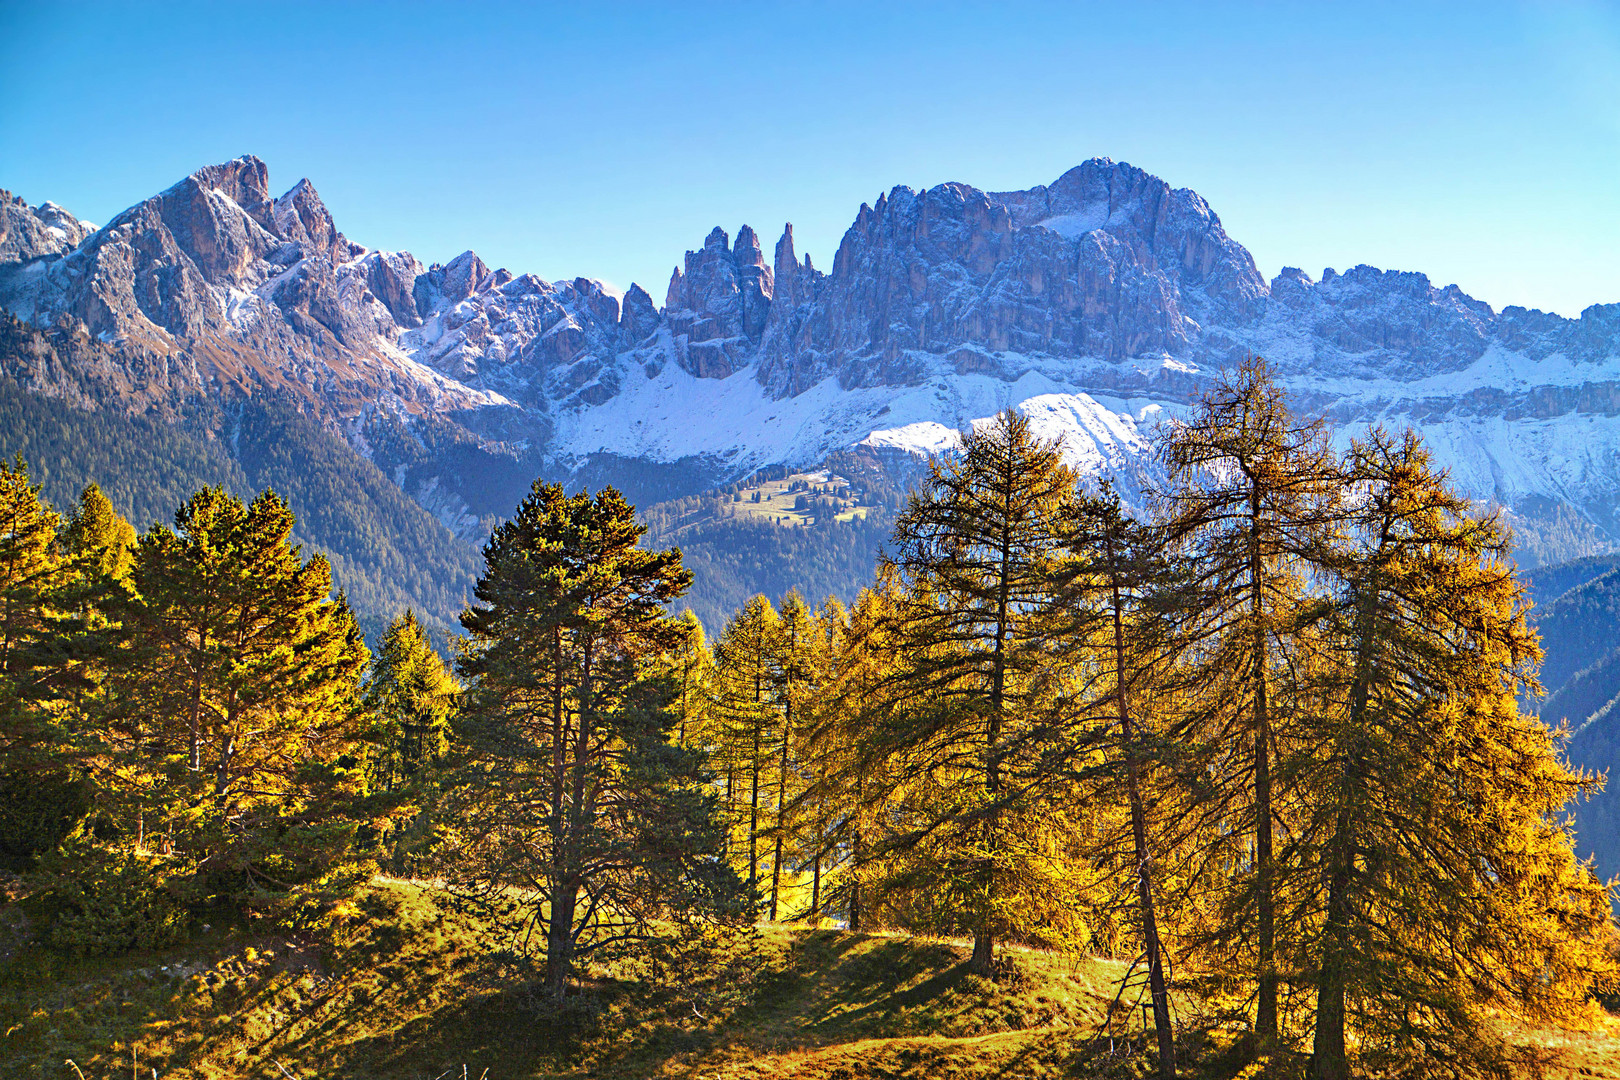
xmin=1531 ymin=568 xmax=1620 ymax=695
xmin=0 ymin=768 xmax=88 ymax=872
xmin=0 ymin=376 xmax=247 ymax=535
xmin=644 ymin=510 xmax=892 ymax=631
xmin=229 ymin=405 xmax=481 ymax=641
xmin=452 ymin=482 xmax=747 ymax=996
xmin=0 ymin=378 xmax=481 ymax=641
xmin=35 ymin=845 xmax=191 ymax=956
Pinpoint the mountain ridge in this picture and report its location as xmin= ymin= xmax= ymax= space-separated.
xmin=4 ymin=155 xmax=1620 ymax=559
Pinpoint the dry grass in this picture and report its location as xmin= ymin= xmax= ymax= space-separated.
xmin=4 ymin=880 xmax=1619 ymax=1079
xmin=730 ymin=474 xmax=870 ymax=529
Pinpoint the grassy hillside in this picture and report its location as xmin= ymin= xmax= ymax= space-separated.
xmin=4 ymin=878 xmax=1616 ymax=1080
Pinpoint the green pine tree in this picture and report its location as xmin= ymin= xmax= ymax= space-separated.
xmin=363 ymin=609 xmax=457 ymax=873
xmin=452 ymin=482 xmax=745 ymax=996
xmin=104 ymin=487 xmax=371 ymax=916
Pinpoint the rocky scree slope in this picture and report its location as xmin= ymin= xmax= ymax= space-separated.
xmin=3 ymin=156 xmax=1620 ymax=558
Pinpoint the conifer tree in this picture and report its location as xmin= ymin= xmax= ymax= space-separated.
xmin=866 ymin=409 xmax=1080 ymax=972
xmin=666 ymin=609 xmax=713 ymax=748
xmin=800 ymin=581 xmax=900 ymax=932
xmin=1060 ymin=490 xmax=1183 ymax=1079
xmin=103 ymin=487 xmax=371 ymax=913
xmin=791 ymin=595 xmax=849 ymax=922
xmin=363 ymin=609 xmax=457 ymax=872
xmin=453 ymin=482 xmax=743 ymax=996
xmin=0 ymin=460 xmax=82 ymax=870
xmin=768 ymin=591 xmax=817 ymax=921
xmin=62 ymin=483 xmax=136 ymax=583
xmin=1161 ymin=358 xmax=1341 ymax=1037
xmin=1302 ymin=428 xmax=1615 ymax=1078
xmin=713 ymin=595 xmax=780 ymax=897
xmin=0 ymin=458 xmax=64 ymax=699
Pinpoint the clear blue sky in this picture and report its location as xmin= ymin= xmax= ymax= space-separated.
xmin=3 ymin=1 xmax=1616 ymax=317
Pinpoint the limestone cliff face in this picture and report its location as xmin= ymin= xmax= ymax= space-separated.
xmin=661 ymin=225 xmax=775 ymax=379
xmin=0 ymin=191 xmax=96 ymax=262
xmin=5 ymin=154 xmax=1620 ymax=544
xmin=0 ymin=157 xmax=507 ymax=423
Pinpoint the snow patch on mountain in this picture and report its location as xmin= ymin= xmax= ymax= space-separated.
xmin=6 ymin=154 xmax=1620 ymax=556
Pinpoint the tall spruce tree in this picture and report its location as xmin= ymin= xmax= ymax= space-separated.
xmin=1161 ymin=358 xmax=1342 ymax=1038
xmin=1303 ymin=429 xmax=1615 ymax=1078
xmin=453 ymin=482 xmax=744 ymax=996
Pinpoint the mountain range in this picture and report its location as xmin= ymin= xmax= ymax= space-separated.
xmin=6 ymin=153 xmax=1620 ymax=871
xmin=6 ymin=155 xmax=1620 ymax=561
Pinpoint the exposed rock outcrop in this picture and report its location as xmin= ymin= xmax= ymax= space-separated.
xmin=5 ymin=154 xmax=1620 ymax=546
xmin=1 ymin=191 xmax=96 ymax=263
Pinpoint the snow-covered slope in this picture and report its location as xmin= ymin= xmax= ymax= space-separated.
xmin=3 ymin=156 xmax=1619 ymax=556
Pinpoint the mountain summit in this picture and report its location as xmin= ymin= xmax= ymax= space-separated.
xmin=4 ymin=156 xmax=1620 ymax=558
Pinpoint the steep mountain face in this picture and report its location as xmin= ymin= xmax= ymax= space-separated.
xmin=0 ymin=158 xmax=511 ymax=425
xmin=1 ymin=191 xmax=97 ymax=262
xmin=4 ymin=155 xmax=1620 ymax=558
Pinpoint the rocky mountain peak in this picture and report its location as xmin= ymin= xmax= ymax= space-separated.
xmin=619 ymin=282 xmax=658 ymax=342
xmin=0 ymin=190 xmax=95 ymax=262
xmin=440 ymin=250 xmax=491 ymax=303
xmin=662 ymin=221 xmax=776 ymax=378
xmin=271 ymin=177 xmax=354 ymax=264
xmin=7 ymin=154 xmax=1620 ymax=554
xmin=181 ymin=155 xmax=273 ymax=216
xmin=771 ymin=223 xmax=801 ymax=309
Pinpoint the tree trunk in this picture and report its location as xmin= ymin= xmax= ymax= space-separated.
xmin=970 ymin=930 xmax=995 ymax=975
xmin=1250 ymin=488 xmax=1278 ymax=1039
xmin=543 ymin=879 xmax=579 ymax=997
xmin=770 ymin=690 xmax=792 ymax=921
xmin=188 ymin=661 xmax=204 ymax=772
xmin=749 ymin=711 xmax=761 ymax=892
xmin=1310 ymin=822 xmax=1353 ymax=1080
xmin=810 ymin=847 xmax=822 ymax=922
xmin=849 ymin=768 xmax=865 ymax=933
xmin=1107 ymin=530 xmax=1176 ymax=1080
xmin=1313 ymin=595 xmax=1374 ymax=1080
xmin=550 ymin=637 xmax=596 ymax=998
